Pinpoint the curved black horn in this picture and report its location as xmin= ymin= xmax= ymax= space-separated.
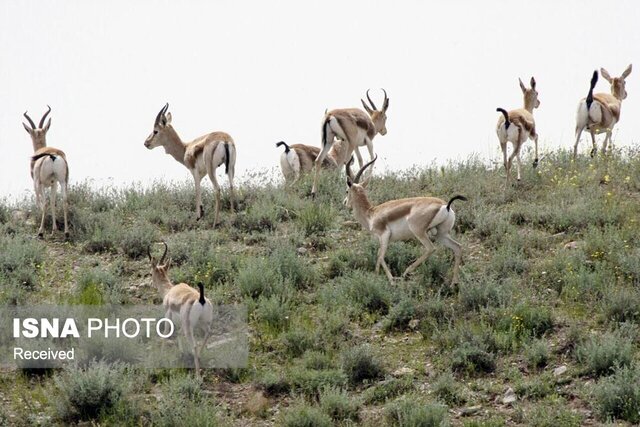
xmin=155 ymin=103 xmax=169 ymax=125
xmin=354 ymin=155 xmax=377 ymax=183
xmin=39 ymin=105 xmax=51 ymax=128
xmin=345 ymin=156 xmax=355 ymax=180
xmin=381 ymin=88 xmax=389 ymax=110
xmin=366 ymin=89 xmax=377 ymax=111
xmin=159 ymin=241 xmax=168 ymax=264
xmin=23 ymin=111 xmax=36 ymax=129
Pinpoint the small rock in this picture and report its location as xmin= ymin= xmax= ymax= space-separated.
xmin=392 ymin=367 xmax=415 ymax=377
xmin=553 ymin=365 xmax=568 ymax=376
xmin=460 ymin=405 xmax=482 ymax=416
xmin=502 ymin=387 xmax=517 ymax=405
xmin=296 ymin=247 xmax=308 ymax=255
xmin=564 ymin=241 xmax=580 ymax=250
xmin=408 ymin=319 xmax=420 ymax=330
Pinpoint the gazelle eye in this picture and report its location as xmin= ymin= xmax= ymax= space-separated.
xmin=153 ymin=130 xmax=158 ymax=135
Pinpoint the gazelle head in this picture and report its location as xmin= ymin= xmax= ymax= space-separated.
xmin=22 ymin=106 xmax=52 ymax=151
xmin=148 ymin=241 xmax=172 ymax=285
xmin=360 ymin=89 xmax=390 ymax=135
xmin=519 ymin=77 xmax=540 ymax=112
xmin=601 ymin=64 xmax=632 ymax=100
xmin=344 ymin=155 xmax=377 ymax=208
xmin=144 ymin=103 xmax=174 ymax=149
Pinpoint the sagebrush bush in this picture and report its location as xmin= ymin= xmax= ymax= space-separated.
xmin=594 ymin=364 xmax=640 ymax=423
xmin=325 ymin=271 xmax=393 ymax=315
xmin=383 ymin=298 xmax=417 ymax=331
xmin=385 ymin=397 xmax=449 ymax=427
xmin=575 ymin=331 xmax=633 ymax=377
xmin=524 ymin=339 xmax=549 ymax=369
xmin=237 ymin=257 xmax=284 ymax=299
xmin=296 ymin=202 xmax=334 ymax=236
xmin=302 ymin=351 xmax=334 ymax=370
xmin=53 ymin=362 xmax=131 ymax=422
xmin=340 ymin=344 xmax=385 ymax=385
xmin=362 ymin=377 xmax=415 ymax=405
xmin=280 ymin=400 xmax=332 ymax=427
xmin=432 ymin=371 xmax=465 ymax=406
xmin=0 ymin=234 xmax=44 ymax=290
xmin=319 ymin=387 xmax=360 ymax=422
xmin=257 ymin=371 xmax=290 ymax=396
xmin=603 ymin=287 xmax=640 ymax=323
xmin=458 ymin=277 xmax=508 ymax=311
xmin=256 ymin=295 xmax=290 ymax=332
xmin=451 ymin=342 xmax=496 ymax=375
xmin=526 ymin=400 xmax=582 ymax=427
xmin=288 ymin=367 xmax=347 ymax=398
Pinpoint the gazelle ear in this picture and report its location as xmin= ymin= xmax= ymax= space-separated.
xmin=530 ymin=77 xmax=536 ymax=89
xmin=600 ymin=68 xmax=613 ymax=83
xmin=43 ymin=118 xmax=51 ymax=132
xmin=361 ymin=99 xmax=373 ymax=114
xmin=164 ymin=112 xmax=172 ymax=125
xmin=361 ymin=175 xmax=372 ymax=188
xmin=519 ymin=78 xmax=527 ymax=93
xmin=23 ymin=123 xmax=33 ymax=134
xmin=622 ymin=64 xmax=632 ymax=79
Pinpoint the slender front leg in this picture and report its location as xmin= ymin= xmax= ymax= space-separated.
xmin=355 ymin=147 xmax=364 ymax=168
xmin=515 ymin=149 xmax=522 ymax=181
xmin=36 ymin=182 xmax=47 ymax=238
xmin=507 ymin=143 xmax=519 ymax=184
xmin=227 ymin=165 xmax=236 ymax=213
xmin=50 ymin=181 xmax=58 ymax=234
xmin=376 ymin=229 xmax=394 ymax=283
xmin=602 ymin=130 xmax=612 ymax=155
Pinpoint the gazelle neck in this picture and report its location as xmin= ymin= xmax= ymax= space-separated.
xmin=351 ymin=188 xmax=374 ymax=230
xmin=161 ymin=126 xmax=187 ymax=165
xmin=153 ymin=277 xmax=173 ymax=299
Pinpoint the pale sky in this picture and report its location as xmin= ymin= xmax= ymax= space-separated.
xmin=1 ymin=1 xmax=638 ymax=199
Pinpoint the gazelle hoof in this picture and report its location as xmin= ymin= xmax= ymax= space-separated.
xmin=64 ymin=232 xmax=70 ymax=240
xmin=590 ymin=148 xmax=597 ymax=158
xmin=310 ymin=192 xmax=316 ymax=200
xmin=37 ymin=232 xmax=44 ymax=239
xmin=532 ymin=158 xmax=539 ymax=169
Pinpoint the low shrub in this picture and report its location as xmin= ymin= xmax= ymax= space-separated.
xmin=319 ymin=387 xmax=360 ymax=422
xmin=340 ymin=344 xmax=385 ymax=385
xmin=575 ymin=331 xmax=633 ymax=377
xmin=385 ymin=397 xmax=449 ymax=427
xmin=280 ymin=401 xmax=332 ymax=427
xmin=594 ymin=364 xmax=640 ymax=424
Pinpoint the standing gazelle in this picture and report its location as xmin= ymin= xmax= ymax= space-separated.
xmin=573 ymin=65 xmax=632 ymax=158
xmin=22 ymin=106 xmax=70 ymax=239
xmin=148 ymin=242 xmax=213 ymax=376
xmin=311 ymin=89 xmax=389 ymax=197
xmin=276 ymin=138 xmax=350 ymax=184
xmin=496 ymin=77 xmax=540 ymax=182
xmin=144 ymin=103 xmax=236 ymax=226
xmin=345 ymin=157 xmax=466 ymax=285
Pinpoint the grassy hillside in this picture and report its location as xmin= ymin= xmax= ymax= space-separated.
xmin=1 ymin=148 xmax=640 ymax=426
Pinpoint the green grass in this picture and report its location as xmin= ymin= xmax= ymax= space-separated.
xmin=1 ymin=148 xmax=640 ymax=424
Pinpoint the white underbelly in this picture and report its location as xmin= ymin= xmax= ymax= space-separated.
xmin=388 ymin=219 xmax=414 ymax=241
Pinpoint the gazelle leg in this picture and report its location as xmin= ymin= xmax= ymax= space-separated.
xmin=227 ymin=164 xmax=236 ymax=213
xmin=193 ymin=172 xmax=204 ymax=220
xmin=311 ymin=137 xmax=334 ymax=198
xmin=61 ymin=182 xmax=69 ymax=239
xmin=436 ymin=233 xmax=463 ymax=285
xmin=590 ymin=131 xmax=598 ymax=157
xmin=208 ymin=170 xmax=222 ymax=227
xmin=50 ymin=181 xmax=57 ymax=233
xmin=402 ymin=225 xmax=435 ymax=278
xmin=376 ymin=229 xmax=394 ymax=283
xmin=36 ymin=183 xmax=47 ymax=238
xmin=355 ymin=147 xmax=364 ymax=168
xmin=602 ymin=130 xmax=612 ymax=155
xmin=573 ymin=127 xmax=583 ymax=159
xmin=532 ymin=133 xmax=539 ymax=168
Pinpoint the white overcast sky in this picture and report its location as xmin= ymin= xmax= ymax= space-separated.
xmin=1 ymin=1 xmax=638 ymax=198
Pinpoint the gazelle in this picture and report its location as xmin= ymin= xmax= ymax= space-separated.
xmin=496 ymin=77 xmax=540 ymax=182
xmin=311 ymin=89 xmax=389 ymax=197
xmin=22 ymin=106 xmax=70 ymax=239
xmin=148 ymin=242 xmax=213 ymax=376
xmin=144 ymin=103 xmax=236 ymax=226
xmin=345 ymin=157 xmax=466 ymax=285
xmin=276 ymin=138 xmax=350 ymax=184
xmin=573 ymin=65 xmax=632 ymax=158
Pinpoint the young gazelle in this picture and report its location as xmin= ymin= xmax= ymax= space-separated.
xmin=22 ymin=106 xmax=70 ymax=239
xmin=345 ymin=157 xmax=466 ymax=285
xmin=573 ymin=65 xmax=632 ymax=158
xmin=276 ymin=138 xmax=350 ymax=184
xmin=496 ymin=77 xmax=540 ymax=182
xmin=311 ymin=89 xmax=389 ymax=197
xmin=148 ymin=242 xmax=213 ymax=376
xmin=144 ymin=103 xmax=236 ymax=226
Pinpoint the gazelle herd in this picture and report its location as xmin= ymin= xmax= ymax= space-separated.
xmin=21 ymin=65 xmax=632 ymax=374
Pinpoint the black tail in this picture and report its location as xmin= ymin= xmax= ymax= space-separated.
xmin=197 ymin=283 xmax=206 ymax=305
xmin=223 ymin=142 xmax=230 ymax=175
xmin=496 ymin=108 xmax=510 ymax=129
xmin=276 ymin=141 xmax=291 ymax=153
xmin=31 ymin=153 xmax=56 ymax=162
xmin=446 ymin=195 xmax=468 ymax=211
xmin=586 ymin=70 xmax=598 ymax=109
xmin=321 ymin=116 xmax=330 ymax=147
